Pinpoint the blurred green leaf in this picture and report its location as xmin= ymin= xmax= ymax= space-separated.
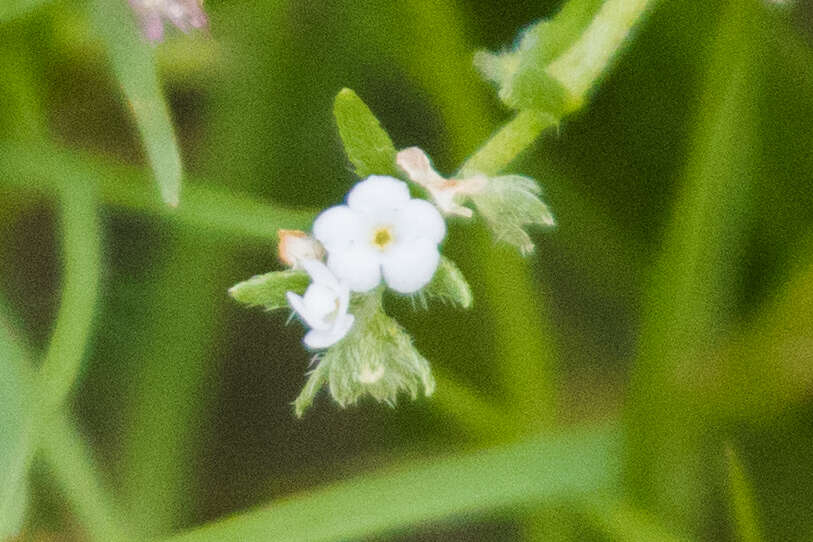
xmin=37 ymin=182 xmax=102 ymax=412
xmin=418 ymin=257 xmax=472 ymax=309
xmin=333 ymin=88 xmax=398 ymax=178
xmin=724 ymin=444 xmax=763 ymax=542
xmin=0 ymin=0 xmax=49 ymax=21
xmin=41 ymin=413 xmax=132 ymax=542
xmin=88 ymin=0 xmax=183 ymax=206
xmin=625 ymin=0 xmax=767 ymax=527
xmin=475 ymin=0 xmax=602 ymax=114
xmin=0 ymin=304 xmax=34 ymax=539
xmin=582 ymin=497 xmax=694 ymax=542
xmin=0 ymin=142 xmax=316 ymax=242
xmin=162 ymin=425 xmax=620 ymax=542
xmin=476 ymin=0 xmax=654 ymax=114
xmin=229 ymin=270 xmax=309 ymax=310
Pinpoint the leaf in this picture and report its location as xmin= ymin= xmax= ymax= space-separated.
xmin=229 ymin=270 xmax=309 ymax=310
xmin=418 ymin=257 xmax=473 ymax=309
xmin=333 ymin=88 xmax=398 ymax=178
xmin=470 ymin=175 xmax=555 ymax=255
xmin=0 ymin=304 xmax=35 ymax=538
xmin=38 ymin=183 xmax=102 ymax=412
xmin=88 ymin=0 xmax=183 ymax=207
xmin=724 ymin=445 xmax=763 ymax=542
xmin=0 ymin=0 xmax=50 ymax=20
xmin=626 ymin=0 xmax=767 ymax=527
xmin=160 ymin=425 xmax=620 ymax=542
xmin=474 ymin=0 xmax=602 ymax=114
xmin=0 ymin=141 xmax=317 ymax=242
xmin=476 ymin=0 xmax=654 ymax=114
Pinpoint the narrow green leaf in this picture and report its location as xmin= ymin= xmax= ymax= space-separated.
xmin=37 ymin=182 xmax=102 ymax=412
xmin=0 ymin=141 xmax=316 ymax=242
xmin=161 ymin=425 xmax=620 ymax=542
xmin=41 ymin=413 xmax=133 ymax=542
xmin=0 ymin=304 xmax=35 ymax=539
xmin=582 ymin=497 xmax=695 ymax=542
xmin=0 ymin=0 xmax=49 ymax=20
xmin=229 ymin=270 xmax=309 ymax=310
xmin=418 ymin=257 xmax=473 ymax=309
xmin=625 ymin=0 xmax=767 ymax=527
xmin=88 ymin=0 xmax=183 ymax=206
xmin=333 ymin=88 xmax=398 ymax=178
xmin=724 ymin=445 xmax=763 ymax=542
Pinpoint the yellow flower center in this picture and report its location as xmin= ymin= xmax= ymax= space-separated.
xmin=371 ymin=226 xmax=394 ymax=250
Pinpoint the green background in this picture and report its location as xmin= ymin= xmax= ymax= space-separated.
xmin=2 ymin=0 xmax=813 ymax=540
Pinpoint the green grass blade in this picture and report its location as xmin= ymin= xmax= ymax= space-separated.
xmin=582 ymin=497 xmax=695 ymax=542
xmin=87 ymin=0 xmax=183 ymax=206
xmin=161 ymin=425 xmax=620 ymax=542
xmin=0 ymin=142 xmax=316 ymax=241
xmin=0 ymin=301 xmax=35 ymax=538
xmin=625 ymin=0 xmax=767 ymax=527
xmin=40 ymin=412 xmax=133 ymax=542
xmin=724 ymin=445 xmax=763 ymax=542
xmin=333 ymin=88 xmax=398 ymax=178
xmin=37 ymin=182 xmax=102 ymax=411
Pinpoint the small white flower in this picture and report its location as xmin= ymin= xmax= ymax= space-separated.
xmin=277 ymin=229 xmax=325 ymax=269
xmin=396 ymin=147 xmax=487 ymax=218
xmin=313 ymin=176 xmax=446 ymax=294
xmin=286 ymin=260 xmax=354 ymax=349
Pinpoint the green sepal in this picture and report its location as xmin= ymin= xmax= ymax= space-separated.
xmin=474 ymin=0 xmax=601 ymax=114
xmin=470 ymin=175 xmax=555 ymax=255
xmin=416 ymin=257 xmax=472 ymax=309
xmin=294 ymin=293 xmax=434 ymax=417
xmin=228 ymin=270 xmax=309 ymax=310
xmin=333 ymin=88 xmax=398 ymax=178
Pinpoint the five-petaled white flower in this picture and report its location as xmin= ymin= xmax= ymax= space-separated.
xmin=396 ymin=147 xmax=487 ymax=218
xmin=128 ymin=0 xmax=208 ymax=43
xmin=286 ymin=260 xmax=355 ymax=349
xmin=313 ymin=176 xmax=446 ymax=294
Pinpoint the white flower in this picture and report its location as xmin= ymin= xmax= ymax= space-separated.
xmin=312 ymin=176 xmax=446 ymax=294
xmin=286 ymin=260 xmax=354 ymax=349
xmin=396 ymin=147 xmax=487 ymax=218
xmin=277 ymin=229 xmax=325 ymax=269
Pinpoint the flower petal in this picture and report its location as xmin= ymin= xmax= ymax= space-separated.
xmin=347 ymin=176 xmax=410 ymax=217
xmin=396 ymin=147 xmax=445 ymax=188
xmin=327 ymin=247 xmax=381 ymax=292
xmin=312 ymin=205 xmax=366 ymax=250
xmin=302 ymin=259 xmax=340 ymax=291
xmin=381 ymin=238 xmax=440 ymax=294
xmin=394 ymin=198 xmax=446 ymax=244
xmin=303 ymin=314 xmax=355 ymax=350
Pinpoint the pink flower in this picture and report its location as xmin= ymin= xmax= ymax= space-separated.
xmin=128 ymin=0 xmax=208 ymax=43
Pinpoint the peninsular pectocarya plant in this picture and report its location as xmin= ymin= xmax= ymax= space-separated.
xmin=229 ymin=89 xmax=555 ymax=416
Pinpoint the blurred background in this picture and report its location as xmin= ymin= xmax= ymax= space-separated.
xmin=2 ymin=0 xmax=813 ymax=540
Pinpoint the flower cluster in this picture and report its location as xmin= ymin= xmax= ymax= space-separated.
xmin=229 ymin=89 xmax=554 ymax=416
